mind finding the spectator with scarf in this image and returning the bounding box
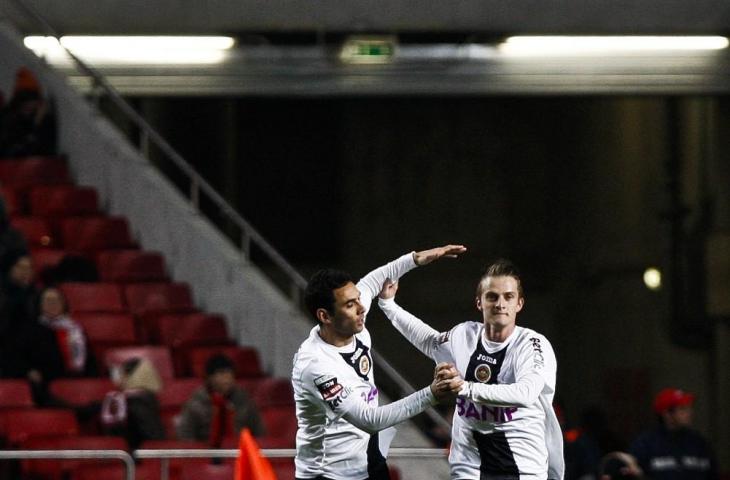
[101,358,166,449]
[177,354,264,446]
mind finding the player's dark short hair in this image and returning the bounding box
[475,258,524,298]
[205,354,235,377]
[304,269,353,321]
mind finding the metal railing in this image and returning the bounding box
[7,0,452,436]
[0,450,135,480]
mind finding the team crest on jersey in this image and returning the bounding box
[359,355,371,376]
[474,363,492,383]
[314,374,343,401]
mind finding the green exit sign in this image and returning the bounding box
[340,36,397,64]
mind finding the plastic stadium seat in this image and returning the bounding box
[21,435,127,480]
[270,459,295,480]
[10,216,54,247]
[31,248,68,276]
[259,405,297,447]
[187,346,264,379]
[124,282,195,316]
[151,313,229,347]
[29,185,99,217]
[138,439,209,479]
[60,282,126,313]
[0,184,23,216]
[180,463,234,480]
[104,346,175,380]
[0,380,34,409]
[252,378,294,407]
[71,463,158,480]
[158,379,202,409]
[74,312,138,345]
[49,378,115,407]
[61,217,135,252]
[97,250,167,283]
[0,156,69,188]
[3,409,79,446]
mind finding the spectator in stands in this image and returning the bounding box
[0,66,56,158]
[598,451,644,479]
[565,406,625,480]
[101,358,166,449]
[177,354,264,446]
[21,287,97,404]
[0,196,27,266]
[629,388,717,480]
[0,250,36,378]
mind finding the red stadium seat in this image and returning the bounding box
[0,184,24,216]
[71,462,158,480]
[180,463,234,480]
[60,282,126,313]
[124,282,195,316]
[0,380,34,409]
[61,217,135,252]
[259,405,297,447]
[104,346,175,380]
[3,409,79,446]
[158,379,202,409]
[29,185,99,217]
[187,346,264,379]
[150,313,229,347]
[252,377,294,407]
[0,156,69,188]
[97,250,167,283]
[74,312,138,345]
[138,439,208,479]
[49,378,115,407]
[31,248,69,275]
[270,459,296,480]
[10,216,54,247]
[21,435,127,480]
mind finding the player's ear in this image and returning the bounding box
[316,308,331,324]
[516,296,524,312]
[475,296,482,311]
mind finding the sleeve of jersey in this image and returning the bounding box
[356,253,417,316]
[459,338,551,408]
[378,297,455,364]
[340,386,436,435]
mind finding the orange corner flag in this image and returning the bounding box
[235,428,278,480]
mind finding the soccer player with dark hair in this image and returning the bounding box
[293,245,466,480]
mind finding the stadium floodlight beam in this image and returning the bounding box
[24,36,236,64]
[498,36,730,56]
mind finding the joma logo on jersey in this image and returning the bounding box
[456,397,517,423]
[349,348,363,364]
[476,354,496,364]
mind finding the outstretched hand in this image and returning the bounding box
[413,245,467,266]
[378,280,398,300]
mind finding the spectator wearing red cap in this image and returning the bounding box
[628,388,717,480]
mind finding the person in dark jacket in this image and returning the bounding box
[0,250,36,378]
[177,354,264,446]
[101,358,166,449]
[629,388,717,480]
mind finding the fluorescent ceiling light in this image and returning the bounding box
[24,36,235,64]
[498,36,729,56]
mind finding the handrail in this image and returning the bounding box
[0,450,135,480]
[8,0,451,438]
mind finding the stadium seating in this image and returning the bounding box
[253,377,294,407]
[20,435,127,480]
[0,380,34,410]
[31,248,69,276]
[158,378,202,438]
[70,462,158,480]
[3,409,79,446]
[123,282,195,317]
[0,184,23,216]
[259,405,297,447]
[104,346,176,380]
[60,217,136,252]
[96,250,167,283]
[60,283,126,313]
[137,439,209,480]
[180,463,234,480]
[10,216,54,247]
[29,185,99,217]
[0,156,69,188]
[187,345,264,379]
[149,312,229,347]
[48,378,115,407]
[74,312,138,346]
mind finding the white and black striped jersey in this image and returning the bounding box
[293,253,437,480]
[380,299,565,480]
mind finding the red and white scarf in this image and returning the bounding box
[39,314,87,373]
